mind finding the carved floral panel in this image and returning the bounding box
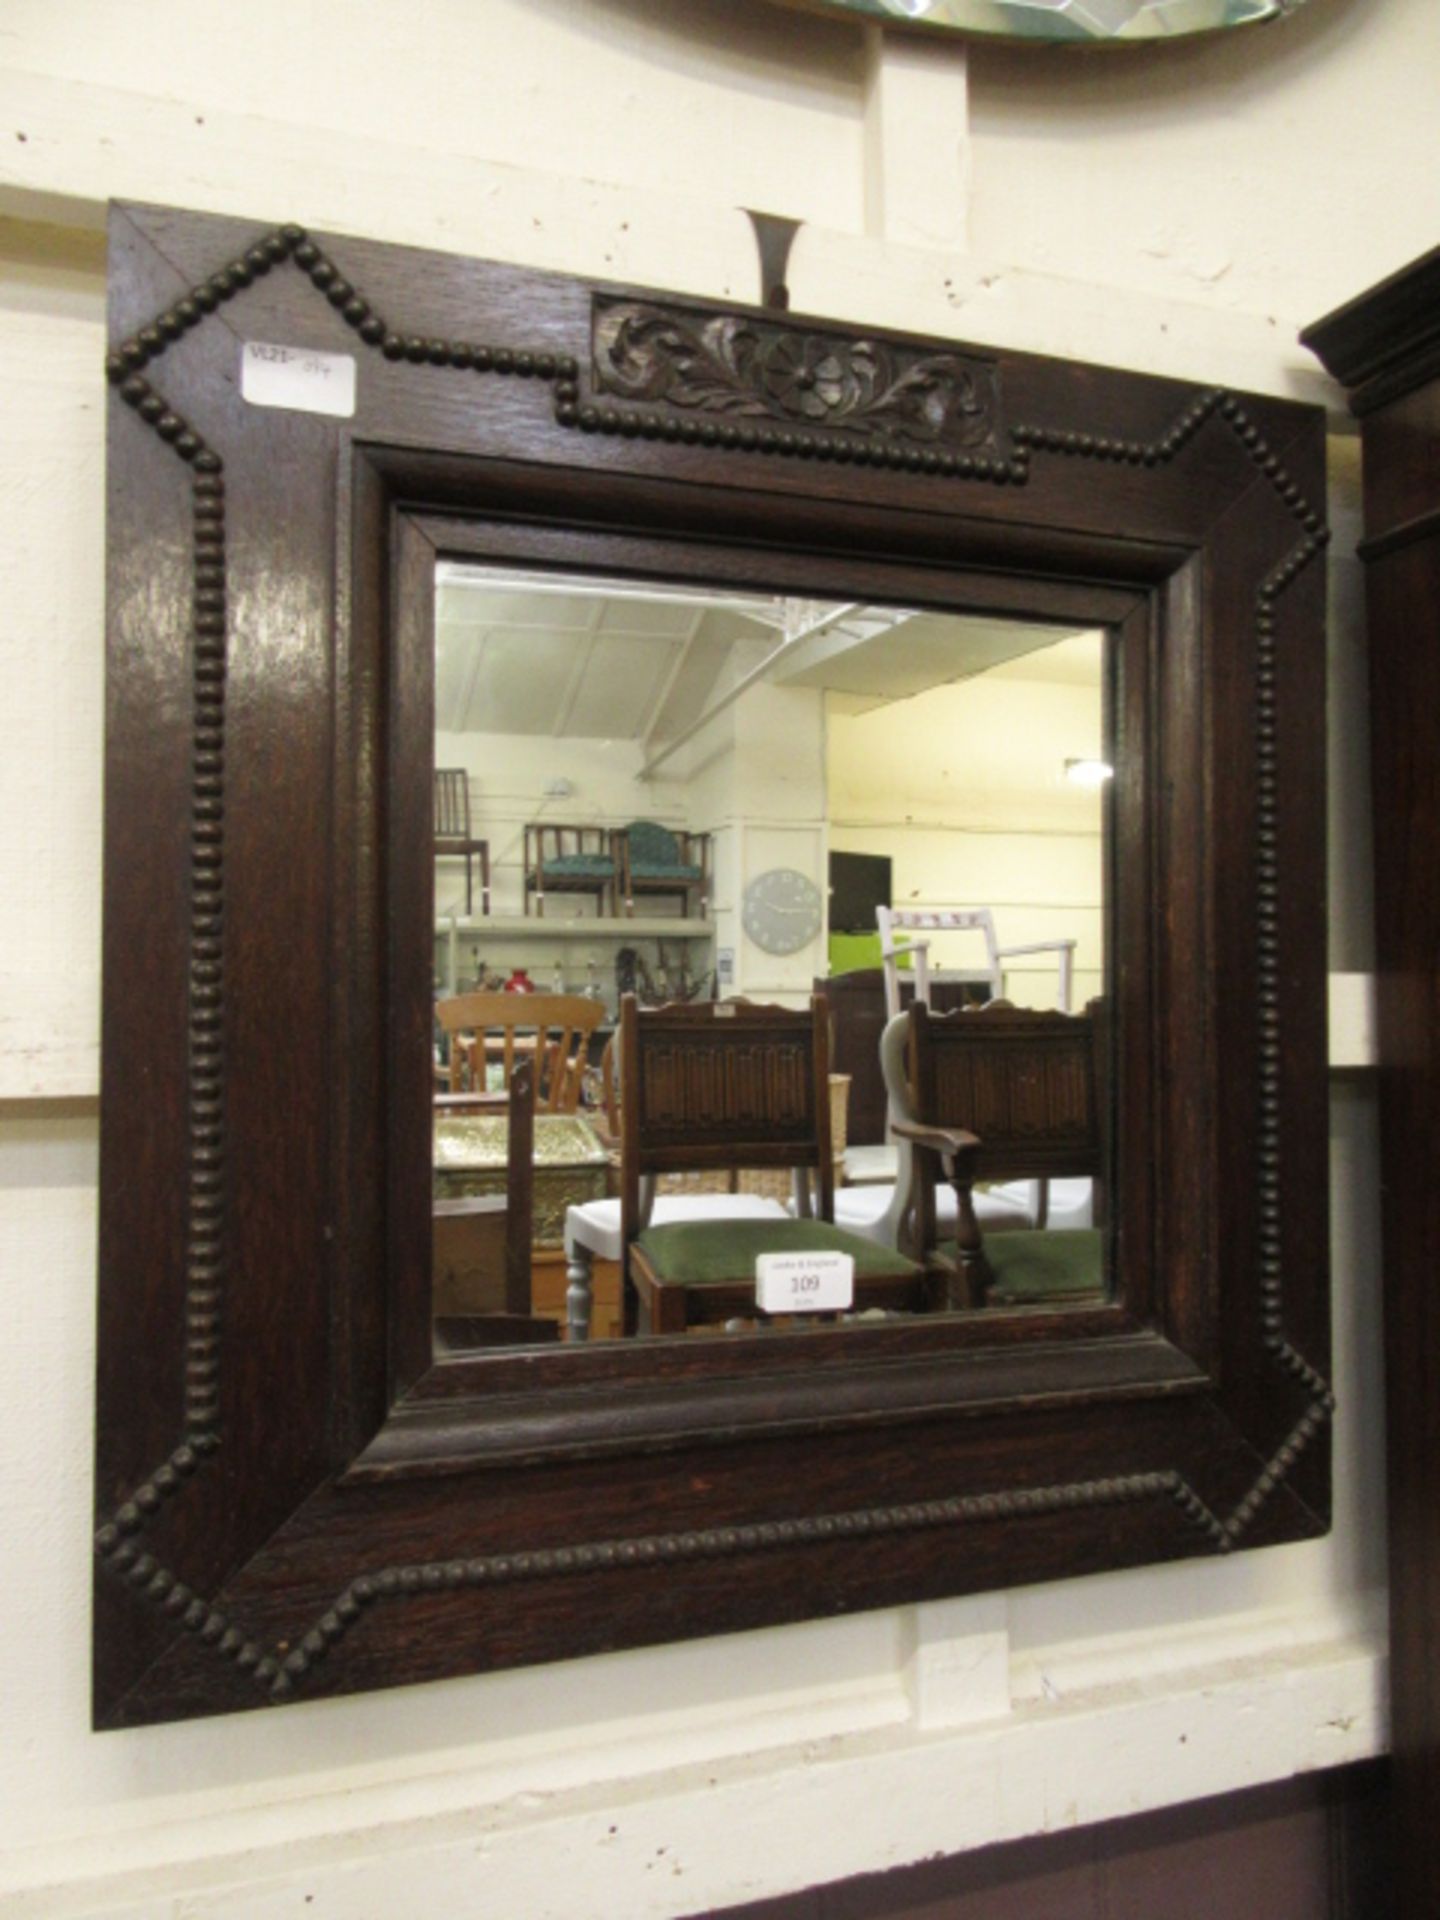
[593,297,1008,456]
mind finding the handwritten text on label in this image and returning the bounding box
[241,341,357,419]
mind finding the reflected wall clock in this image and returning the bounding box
[743,868,826,954]
[761,0,1311,43]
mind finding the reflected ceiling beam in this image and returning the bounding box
[454,625,487,734]
[765,605,919,687]
[774,613,1096,713]
[639,605,707,755]
[638,601,862,782]
[550,598,606,736]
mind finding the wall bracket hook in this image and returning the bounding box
[744,210,802,311]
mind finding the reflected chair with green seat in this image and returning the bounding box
[523,822,619,917]
[896,999,1107,1312]
[617,819,711,919]
[620,993,929,1336]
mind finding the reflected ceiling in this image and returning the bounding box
[434,562,1093,738]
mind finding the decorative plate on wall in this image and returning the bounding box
[763,0,1310,42]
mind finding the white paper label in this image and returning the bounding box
[241,341,356,419]
[755,1250,854,1314]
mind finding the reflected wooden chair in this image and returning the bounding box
[432,1058,558,1349]
[563,1026,790,1342]
[523,823,618,917]
[620,994,928,1336]
[897,1000,1106,1312]
[617,820,711,919]
[435,991,605,1112]
[434,768,490,917]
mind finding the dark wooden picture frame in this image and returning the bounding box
[95,202,1331,1727]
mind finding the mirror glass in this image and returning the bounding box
[431,561,1112,1353]
[762,0,1307,42]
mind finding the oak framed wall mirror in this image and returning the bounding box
[96,203,1331,1727]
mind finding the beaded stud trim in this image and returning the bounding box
[97,223,1332,1703]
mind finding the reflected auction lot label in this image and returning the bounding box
[755,1250,855,1314]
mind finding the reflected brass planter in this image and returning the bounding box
[434,1112,612,1244]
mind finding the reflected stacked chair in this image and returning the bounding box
[523,823,619,917]
[617,819,711,919]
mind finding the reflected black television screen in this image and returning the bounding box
[829,852,892,934]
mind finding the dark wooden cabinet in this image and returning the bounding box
[706,1764,1392,1920]
[1305,254,1440,1919]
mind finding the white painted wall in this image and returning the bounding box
[0,0,1414,1911]
[727,680,830,999]
[829,671,1106,1008]
[669,656,831,1002]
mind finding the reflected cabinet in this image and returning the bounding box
[96,204,1330,1725]
[1305,252,1440,1920]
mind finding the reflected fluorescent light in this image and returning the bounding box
[1064,757,1113,787]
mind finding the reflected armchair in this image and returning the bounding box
[824,1011,1040,1254]
[898,1000,1105,1312]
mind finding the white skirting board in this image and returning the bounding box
[0,1600,1385,1919]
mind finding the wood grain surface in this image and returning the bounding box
[94,202,1330,1726]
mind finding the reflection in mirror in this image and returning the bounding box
[430,562,1111,1355]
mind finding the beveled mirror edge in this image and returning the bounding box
[756,0,1309,46]
[94,201,1330,1726]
